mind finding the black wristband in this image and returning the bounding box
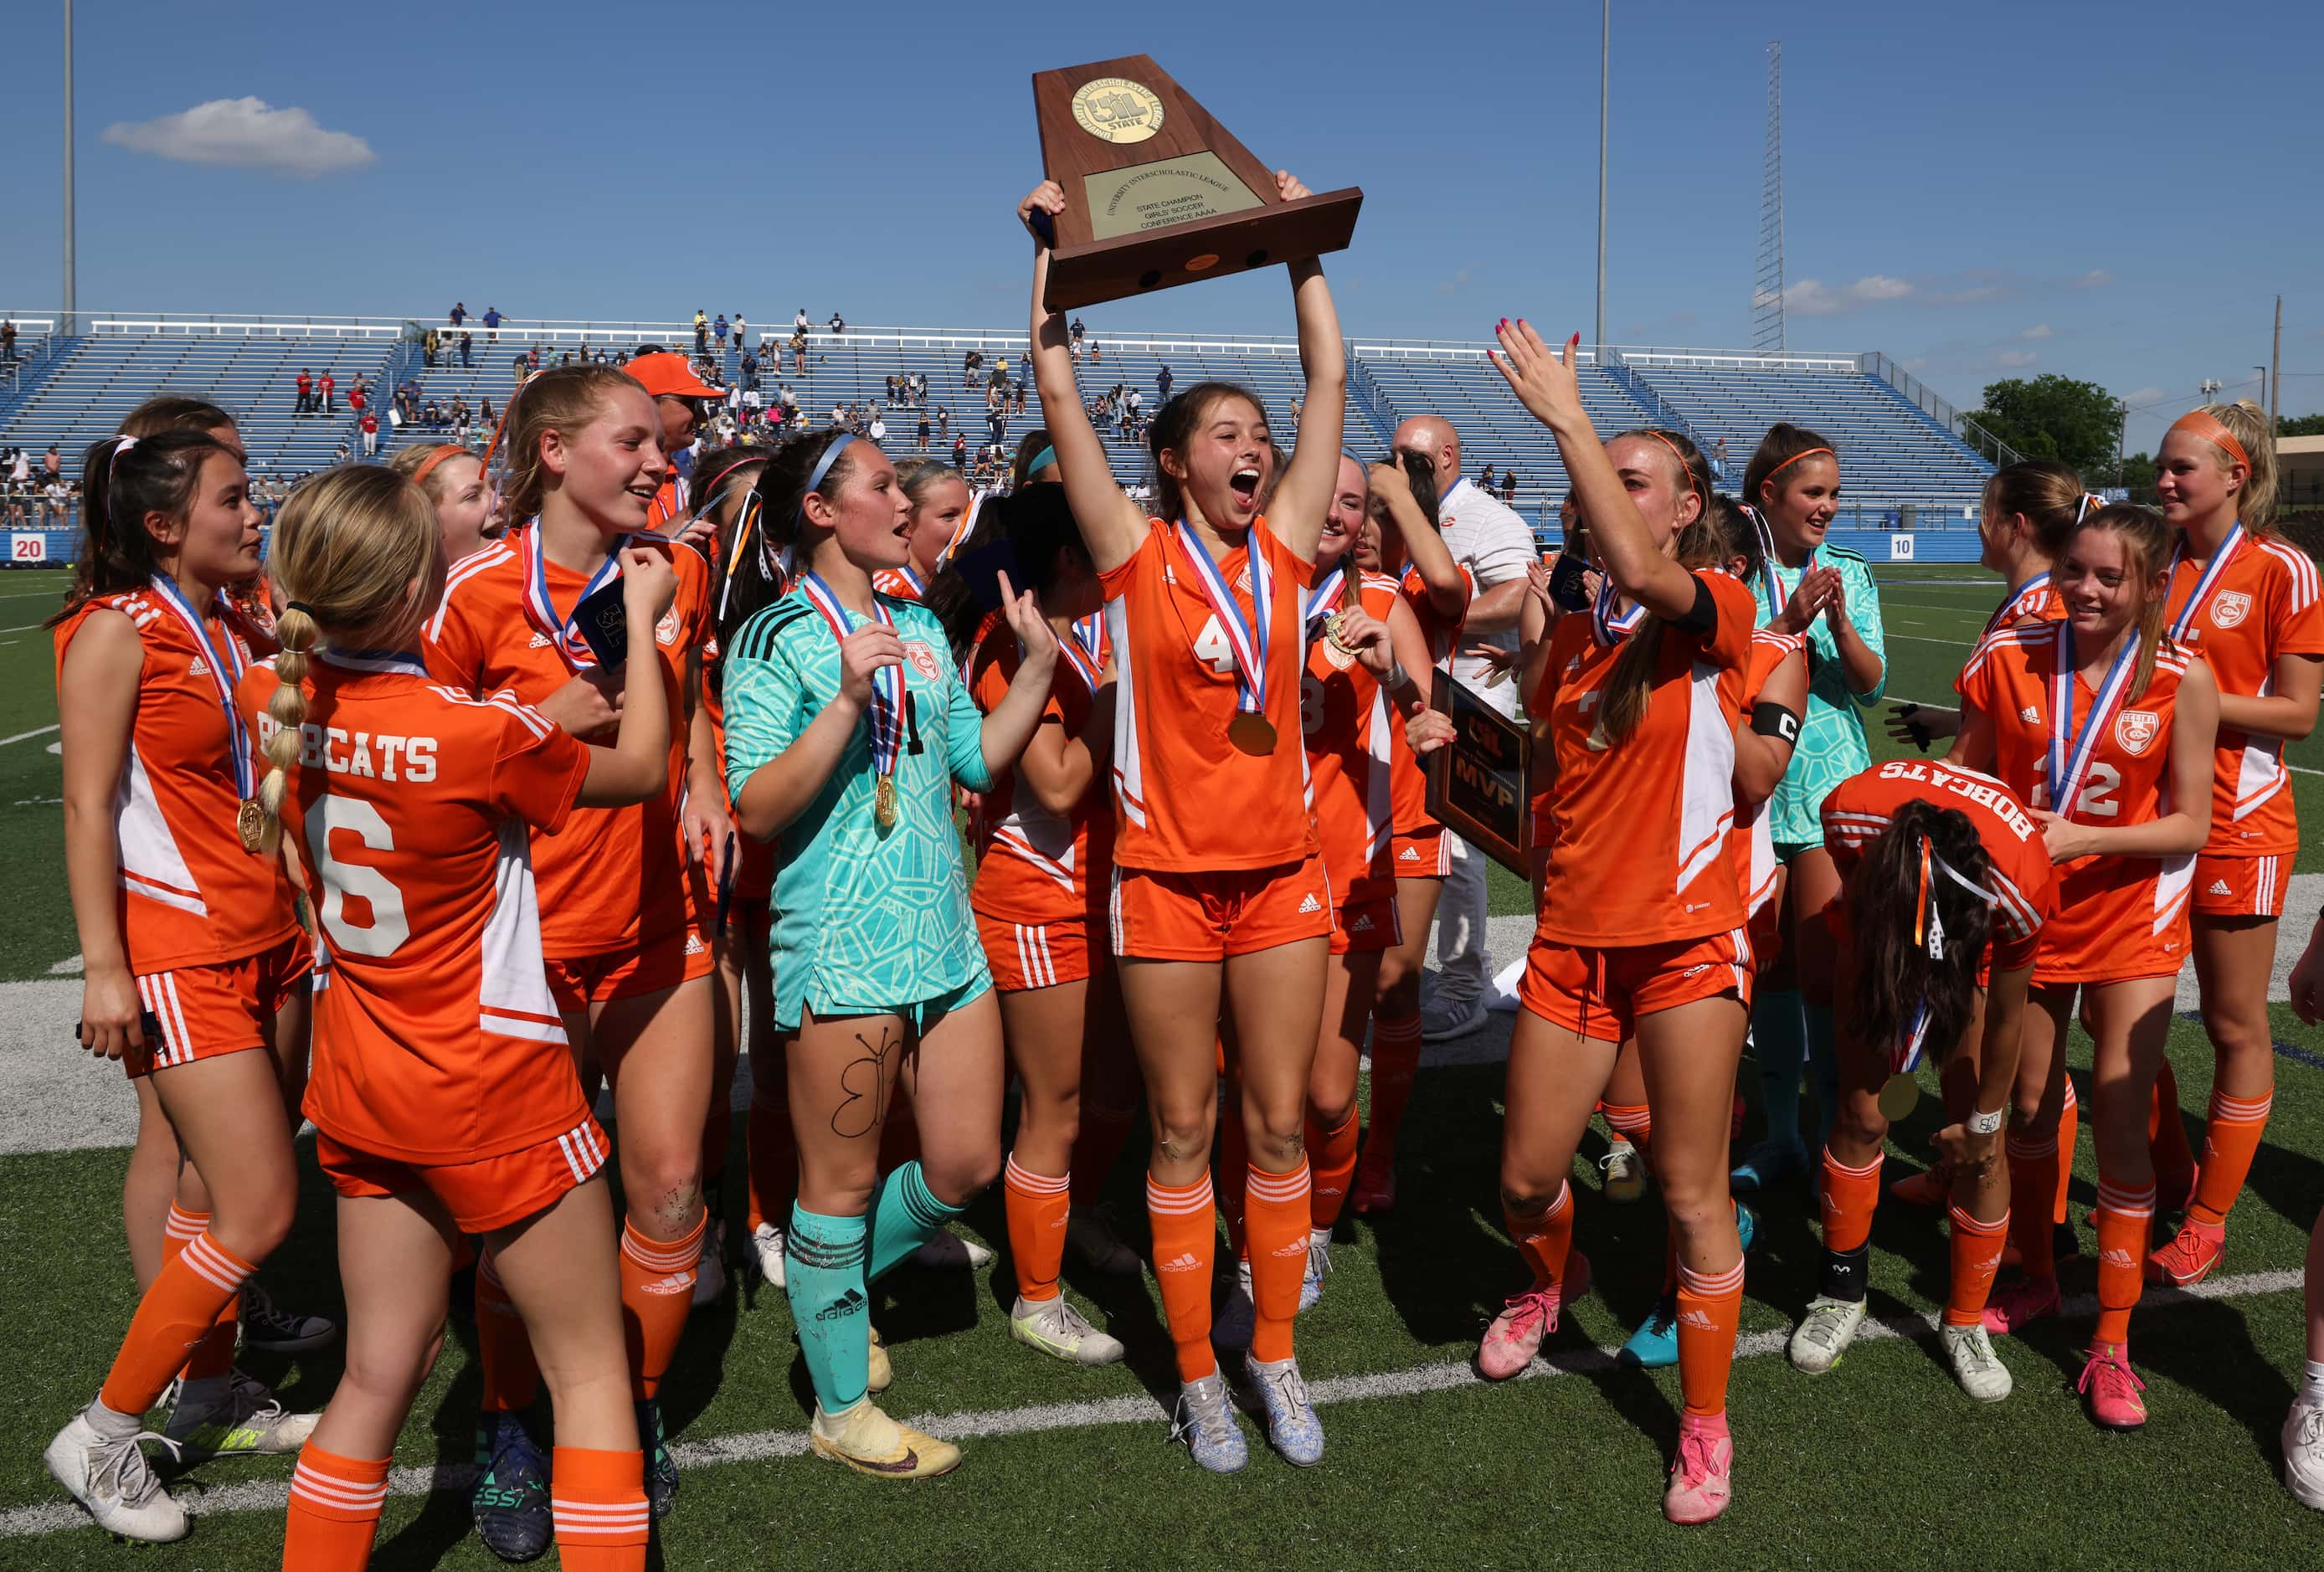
[1751,701,1801,742]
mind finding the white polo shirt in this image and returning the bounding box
[1435,475,1536,717]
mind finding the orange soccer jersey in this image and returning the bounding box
[1102,518,1316,872]
[2162,532,2323,859]
[871,567,927,602]
[239,650,595,1164]
[1984,573,2067,636]
[1821,759,2057,975]
[1388,563,1475,841]
[1731,628,1807,943]
[969,612,1114,927]
[1955,622,2193,983]
[53,588,301,974]
[424,530,712,958]
[1299,570,1401,912]
[1530,573,1757,948]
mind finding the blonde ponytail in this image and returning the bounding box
[258,606,316,855]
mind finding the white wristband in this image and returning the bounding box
[1967,1106,2005,1136]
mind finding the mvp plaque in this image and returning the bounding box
[1424,671,1532,878]
[1032,55,1363,311]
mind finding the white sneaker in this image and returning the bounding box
[1601,1138,1647,1205]
[1065,1203,1143,1276]
[1940,1323,2013,1404]
[1009,1294,1126,1365]
[44,1404,189,1542]
[1788,1295,1867,1374]
[163,1369,317,1459]
[2285,1390,2324,1510]
[1419,994,1488,1044]
[752,1221,787,1289]
[692,1220,728,1308]
[913,1225,994,1271]
[1299,1228,1331,1313]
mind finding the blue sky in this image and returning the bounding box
[1,0,2316,455]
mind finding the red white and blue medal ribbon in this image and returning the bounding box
[148,573,254,802]
[1173,520,1272,720]
[1590,575,1648,648]
[2163,521,2244,641]
[799,573,905,793]
[517,523,629,673]
[2046,620,2137,820]
[1985,571,2052,636]
[888,565,925,598]
[1072,614,1107,667]
[1303,568,1348,640]
[1055,628,1102,694]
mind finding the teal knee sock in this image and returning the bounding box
[866,1160,969,1282]
[784,1205,870,1414]
[1803,1003,1839,1153]
[1751,987,1807,1151]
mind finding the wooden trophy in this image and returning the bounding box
[1031,55,1362,311]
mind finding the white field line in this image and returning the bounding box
[0,1267,2301,1542]
[0,725,58,747]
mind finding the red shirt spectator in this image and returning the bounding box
[348,385,367,414]
[297,372,312,397]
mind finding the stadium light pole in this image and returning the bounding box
[1594,0,1608,360]
[61,0,75,337]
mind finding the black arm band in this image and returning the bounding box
[1669,575,1717,635]
[1751,702,1802,742]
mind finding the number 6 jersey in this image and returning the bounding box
[237,651,592,1164]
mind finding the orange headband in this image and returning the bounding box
[1761,446,1836,492]
[2169,410,2251,472]
[410,444,468,492]
[1640,430,1700,501]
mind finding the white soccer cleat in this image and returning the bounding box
[164,1369,317,1459]
[1787,1296,1867,1374]
[1601,1138,1647,1204]
[1940,1323,2013,1404]
[1299,1228,1331,1313]
[752,1221,788,1289]
[2285,1391,2324,1510]
[1009,1295,1126,1366]
[44,1404,189,1543]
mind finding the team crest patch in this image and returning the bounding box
[1322,634,1358,671]
[2116,709,2160,756]
[656,608,682,645]
[2210,590,2253,629]
[904,640,944,681]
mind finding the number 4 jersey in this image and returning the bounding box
[237,651,594,1164]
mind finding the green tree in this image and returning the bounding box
[2279,413,2324,437]
[2120,451,2158,506]
[1960,375,2124,480]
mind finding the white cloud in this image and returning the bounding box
[1900,357,1930,373]
[2126,387,2165,404]
[1781,275,1915,316]
[1434,265,1474,297]
[102,97,374,177]
[2021,324,2053,340]
[1995,349,2039,368]
[2072,270,2113,290]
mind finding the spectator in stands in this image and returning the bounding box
[740,346,760,392]
[936,405,949,438]
[1070,316,1086,349]
[43,444,62,484]
[1156,362,1174,402]
[987,407,1007,446]
[450,301,466,326]
[2,318,16,361]
[11,448,31,491]
[795,306,811,332]
[1389,413,1537,1040]
[953,432,969,469]
[694,310,711,355]
[347,381,367,418]
[319,371,337,414]
[1478,462,1497,491]
[790,326,809,375]
[964,347,984,388]
[714,313,729,349]
[1712,435,1729,479]
[916,408,932,453]
[830,400,846,428]
[478,395,496,429]
[360,409,379,458]
[828,311,846,335]
[334,439,352,464]
[459,329,473,368]
[1499,469,1517,504]
[482,305,501,341]
[42,475,68,526]
[295,368,313,416]
[869,412,888,444]
[424,328,441,367]
[733,311,747,348]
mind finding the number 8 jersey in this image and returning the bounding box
[237,652,593,1164]
[1955,621,2197,985]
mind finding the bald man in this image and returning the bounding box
[1390,414,1536,1041]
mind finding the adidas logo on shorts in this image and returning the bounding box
[1297,893,1321,913]
[1352,914,1373,932]
[684,932,708,956]
[2207,879,2233,896]
[1399,845,1421,861]
[1158,1251,1203,1273]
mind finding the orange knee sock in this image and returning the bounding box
[1602,1102,1652,1155]
[2091,1175,2154,1349]
[1245,1163,1312,1364]
[1002,1154,1071,1304]
[283,1444,390,1570]
[1946,1205,2010,1326]
[1818,1148,1884,1255]
[2149,1059,2195,1188]
[2054,1079,2079,1226]
[2005,1131,2061,1282]
[1306,1109,1360,1230]
[2189,1088,2273,1227]
[1067,1105,1137,1206]
[1362,1015,1423,1166]
[744,1097,795,1235]
[1504,1180,1576,1292]
[620,1215,704,1402]
[1674,1255,1745,1417]
[164,1204,237,1382]
[100,1227,255,1415]
[549,1446,649,1570]
[475,1257,541,1415]
[1146,1174,1218,1382]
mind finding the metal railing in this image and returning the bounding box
[1857,351,2018,468]
[1343,353,1399,447]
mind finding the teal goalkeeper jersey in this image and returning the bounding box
[722,588,995,1027]
[1750,545,1888,846]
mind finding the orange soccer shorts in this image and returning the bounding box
[316,1116,611,1234]
[977,911,1098,992]
[1330,885,1401,957]
[1518,928,1751,1043]
[1391,827,1452,880]
[2191,852,2287,919]
[543,924,715,1012]
[1110,857,1334,962]
[127,933,312,1079]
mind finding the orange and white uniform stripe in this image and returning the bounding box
[1300,569,1404,953]
[1956,623,2195,984]
[1389,562,1474,877]
[2163,531,2323,916]
[872,566,926,602]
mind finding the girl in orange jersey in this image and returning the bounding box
[1951,503,2219,1430]
[45,429,315,1543]
[1485,323,1756,1524]
[249,466,677,1572]
[388,442,498,564]
[956,483,1146,1364]
[1350,450,1470,1215]
[424,366,710,1536]
[872,458,971,601]
[1782,763,2057,1404]
[2144,403,2322,1287]
[1021,174,1347,1471]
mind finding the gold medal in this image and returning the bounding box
[236,799,265,854]
[1877,1071,1920,1122]
[1484,664,1513,689]
[874,773,897,830]
[1322,611,1354,655]
[1227,712,1277,755]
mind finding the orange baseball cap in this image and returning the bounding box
[628,352,722,400]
